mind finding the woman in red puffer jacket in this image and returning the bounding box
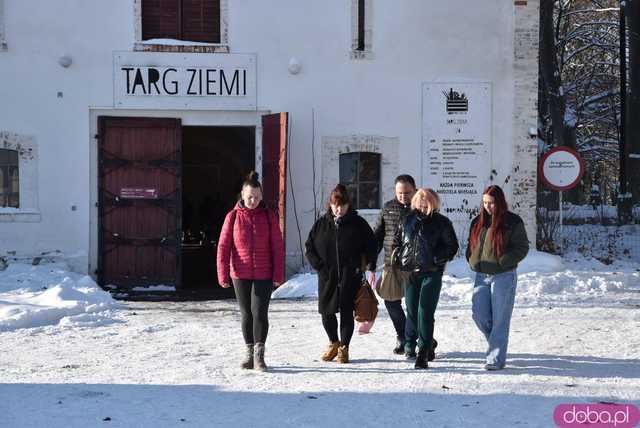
[216,171,284,372]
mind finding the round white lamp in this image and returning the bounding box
[288,57,302,75]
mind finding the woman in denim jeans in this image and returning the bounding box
[466,185,529,370]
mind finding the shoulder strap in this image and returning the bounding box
[229,209,238,239]
[264,209,272,245]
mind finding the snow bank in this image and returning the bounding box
[274,250,638,305]
[446,250,563,279]
[515,250,565,274]
[0,263,122,331]
[140,38,219,46]
[276,250,565,299]
[558,203,640,220]
[272,273,317,299]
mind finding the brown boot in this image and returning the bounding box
[321,342,340,361]
[241,344,254,369]
[337,345,349,364]
[254,343,267,372]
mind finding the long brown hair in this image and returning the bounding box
[469,185,508,257]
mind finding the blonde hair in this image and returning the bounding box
[411,188,440,215]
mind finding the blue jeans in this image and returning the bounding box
[471,270,518,367]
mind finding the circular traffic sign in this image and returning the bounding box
[539,147,585,191]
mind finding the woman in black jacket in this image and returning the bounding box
[392,188,459,369]
[305,184,377,364]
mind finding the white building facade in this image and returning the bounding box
[0,0,540,290]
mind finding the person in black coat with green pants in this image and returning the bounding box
[393,188,459,369]
[305,184,377,364]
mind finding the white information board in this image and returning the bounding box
[421,82,492,241]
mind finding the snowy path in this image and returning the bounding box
[2,297,639,427]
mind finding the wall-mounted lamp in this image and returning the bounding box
[288,57,302,75]
[528,127,537,138]
[58,55,73,68]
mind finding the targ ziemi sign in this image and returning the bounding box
[113,52,257,110]
[422,82,492,239]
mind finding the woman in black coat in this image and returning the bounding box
[305,184,377,364]
[392,188,459,369]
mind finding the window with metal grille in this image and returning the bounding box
[0,149,19,208]
[356,0,365,51]
[142,0,221,43]
[339,152,380,209]
[351,0,371,58]
[0,0,6,51]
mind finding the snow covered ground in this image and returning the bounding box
[554,203,640,221]
[561,224,640,264]
[0,263,122,332]
[1,254,639,427]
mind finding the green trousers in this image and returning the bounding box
[404,272,443,350]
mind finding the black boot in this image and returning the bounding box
[405,343,417,360]
[241,344,254,369]
[393,337,405,355]
[254,342,267,372]
[414,348,428,369]
[428,338,438,362]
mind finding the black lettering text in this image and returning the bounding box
[220,70,239,95]
[122,67,134,94]
[147,68,161,94]
[242,69,246,95]
[186,69,198,95]
[162,68,178,95]
[206,69,217,95]
[132,69,146,95]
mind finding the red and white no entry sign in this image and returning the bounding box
[539,147,585,191]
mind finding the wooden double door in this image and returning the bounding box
[97,114,288,291]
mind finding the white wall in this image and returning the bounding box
[0,0,535,275]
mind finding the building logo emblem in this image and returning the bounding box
[443,88,469,114]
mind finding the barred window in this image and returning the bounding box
[351,0,372,58]
[339,152,380,209]
[142,0,221,43]
[356,0,365,51]
[0,149,19,208]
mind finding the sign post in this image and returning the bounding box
[559,190,563,252]
[539,147,585,253]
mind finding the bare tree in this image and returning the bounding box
[539,0,623,206]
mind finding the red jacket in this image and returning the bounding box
[217,201,285,285]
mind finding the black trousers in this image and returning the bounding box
[232,279,273,345]
[321,310,355,347]
[384,299,408,341]
[321,282,356,347]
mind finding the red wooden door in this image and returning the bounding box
[98,117,182,288]
[261,113,288,274]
